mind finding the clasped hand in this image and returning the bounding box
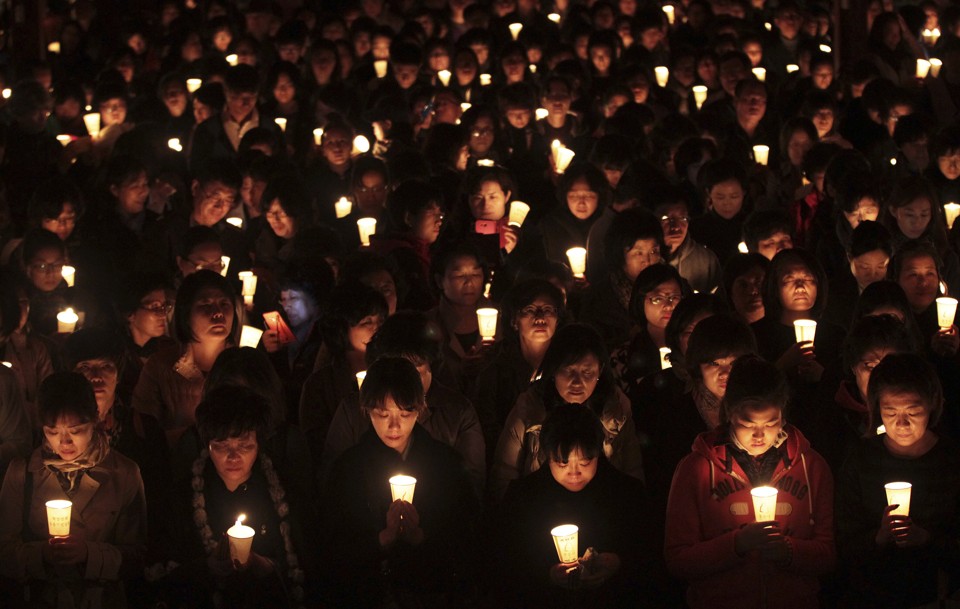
[207,533,274,578]
[876,505,930,548]
[379,499,424,547]
[549,551,621,589]
[43,534,88,566]
[736,521,791,564]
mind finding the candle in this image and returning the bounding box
[653,66,669,88]
[357,217,377,246]
[226,53,239,66]
[764,21,773,31]
[459,103,472,115]
[890,157,897,166]
[876,424,886,435]
[793,319,817,344]
[45,500,72,537]
[57,308,79,334]
[274,117,287,132]
[548,12,561,24]
[753,145,770,166]
[335,197,352,219]
[884,482,912,516]
[930,58,943,77]
[529,64,537,74]
[83,113,100,138]
[535,107,549,121]
[916,58,931,79]
[56,134,72,147]
[238,271,258,298]
[476,159,495,167]
[566,247,587,278]
[936,297,958,329]
[944,203,960,229]
[186,78,202,93]
[659,347,672,369]
[738,241,749,253]
[352,135,370,155]
[550,524,579,564]
[374,60,388,79]
[508,201,531,227]
[480,73,492,87]
[752,67,766,82]
[167,138,183,152]
[313,127,324,146]
[220,256,231,277]
[226,217,243,229]
[239,325,263,348]
[819,44,832,54]
[922,28,941,46]
[2,88,10,99]
[787,63,800,73]
[389,475,417,503]
[692,85,708,110]
[437,69,451,87]
[554,146,576,174]
[509,23,523,40]
[476,308,499,343]
[942,281,949,295]
[662,5,676,24]
[356,371,366,390]
[751,486,778,521]
[227,515,256,564]
[1,361,11,368]
[48,42,61,54]
[61,265,75,287]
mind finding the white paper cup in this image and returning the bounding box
[477,308,499,342]
[662,5,675,24]
[186,78,202,93]
[357,217,377,246]
[751,486,778,521]
[885,482,912,516]
[56,134,72,147]
[335,197,352,219]
[566,247,587,278]
[238,271,258,297]
[937,297,957,329]
[692,85,708,110]
[752,67,766,82]
[437,69,451,87]
[787,64,800,73]
[930,58,943,77]
[554,147,576,174]
[226,217,243,229]
[227,520,255,564]
[313,127,324,146]
[274,117,287,132]
[220,256,231,277]
[352,135,370,155]
[753,144,770,166]
[659,347,672,370]
[508,201,530,227]
[61,265,76,287]
[46,500,72,537]
[550,524,579,564]
[83,113,100,138]
[57,308,79,334]
[226,54,238,66]
[944,203,960,229]
[480,73,492,87]
[356,371,366,390]
[508,23,523,40]
[374,60,388,79]
[655,66,669,87]
[917,59,931,78]
[535,108,549,121]
[239,325,264,348]
[389,475,417,503]
[793,319,817,344]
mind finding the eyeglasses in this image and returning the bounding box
[519,305,558,318]
[139,302,173,315]
[357,185,388,194]
[30,262,64,275]
[48,215,77,226]
[471,128,494,137]
[265,210,289,221]
[188,258,225,273]
[660,215,690,226]
[647,294,681,306]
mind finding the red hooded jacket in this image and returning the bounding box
[664,425,836,609]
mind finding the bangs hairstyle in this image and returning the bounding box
[685,313,757,380]
[196,385,271,445]
[842,314,917,373]
[365,310,443,371]
[720,355,790,425]
[603,207,664,274]
[664,293,725,367]
[359,356,427,416]
[628,264,687,323]
[762,248,828,321]
[541,405,606,464]
[320,282,389,358]
[503,278,566,341]
[719,253,768,310]
[867,352,943,429]
[538,323,614,413]
[173,270,241,346]
[39,372,98,428]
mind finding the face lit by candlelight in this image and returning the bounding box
[549,447,598,492]
[554,354,601,405]
[370,394,418,454]
[74,358,119,419]
[43,415,94,462]
[879,390,933,454]
[209,431,258,491]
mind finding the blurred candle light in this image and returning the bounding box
[566,247,587,278]
[738,241,749,253]
[357,217,377,246]
[930,58,943,77]
[226,217,243,229]
[374,60,388,79]
[226,54,239,66]
[186,78,202,93]
[548,13,561,24]
[663,5,676,24]
[220,256,230,277]
[477,308,499,343]
[47,42,61,54]
[335,197,352,219]
[356,371,366,390]
[274,117,287,132]
[437,69,451,87]
[2,89,11,99]
[57,308,79,334]
[167,138,183,152]
[655,66,669,87]
[352,135,370,155]
[819,44,832,53]
[313,127,324,146]
[917,58,931,78]
[944,203,960,229]
[83,113,101,138]
[787,63,800,73]
[535,107,549,120]
[692,85,708,110]
[509,23,523,40]
[752,67,766,82]
[57,134,72,147]
[793,319,817,344]
[61,265,75,287]
[554,146,575,174]
[239,325,263,347]
[753,145,770,166]
[480,73,492,86]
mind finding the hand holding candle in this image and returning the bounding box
[357,217,377,246]
[937,297,958,329]
[508,201,531,227]
[227,514,255,564]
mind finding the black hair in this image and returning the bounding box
[892,239,942,285]
[104,154,148,189]
[365,310,443,371]
[590,134,635,171]
[664,293,725,367]
[39,372,98,428]
[541,405,606,463]
[867,352,943,429]
[498,82,537,112]
[224,64,260,94]
[384,179,442,234]
[261,172,311,222]
[176,226,221,260]
[628,264,686,323]
[762,248,828,321]
[842,314,917,373]
[742,210,793,252]
[848,220,893,259]
[358,356,427,416]
[320,282,388,358]
[538,323,615,415]
[196,384,271,445]
[276,259,335,310]
[172,270,240,345]
[204,347,285,430]
[719,253,769,312]
[697,157,747,195]
[931,125,960,159]
[194,157,242,192]
[27,177,84,227]
[194,81,226,110]
[558,163,612,215]
[685,313,758,380]
[432,242,488,289]
[22,229,66,265]
[63,328,125,372]
[502,279,566,343]
[893,113,929,148]
[720,355,790,424]
[603,207,664,275]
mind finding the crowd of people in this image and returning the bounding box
[0,0,959,607]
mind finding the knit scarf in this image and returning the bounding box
[612,271,633,312]
[692,381,722,429]
[43,430,110,495]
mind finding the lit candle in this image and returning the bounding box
[83,113,100,138]
[659,347,672,369]
[930,58,942,77]
[692,85,708,110]
[389,475,417,502]
[437,69,451,87]
[550,524,579,564]
[45,500,72,537]
[0,361,11,368]
[167,138,183,152]
[227,514,256,564]
[313,127,324,146]
[922,28,941,46]
[535,108,549,121]
[508,201,531,227]
[476,159,495,167]
[916,58,931,79]
[529,64,537,74]
[793,319,817,344]
[460,102,472,113]
[274,117,287,132]
[220,256,230,277]
[352,135,370,155]
[786,63,800,73]
[752,67,766,82]
[509,23,523,40]
[476,308,499,343]
[752,144,770,166]
[751,486,778,521]
[738,241,749,253]
[239,325,263,347]
[47,41,61,54]
[357,217,377,246]
[936,297,957,329]
[480,74,492,87]
[335,197,352,219]
[186,78,202,93]
[61,265,75,287]
[876,425,886,435]
[374,60,388,79]
[884,482,911,516]
[654,66,670,88]
[819,44,832,54]
[2,88,11,99]
[226,217,243,229]
[554,146,576,174]
[57,308,79,334]
[662,5,676,24]
[226,53,239,66]
[56,134,72,147]
[548,12,561,24]
[356,371,366,390]
[238,271,258,298]
[945,203,960,229]
[890,157,897,166]
[764,21,773,31]
[942,281,949,295]
[566,247,587,278]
